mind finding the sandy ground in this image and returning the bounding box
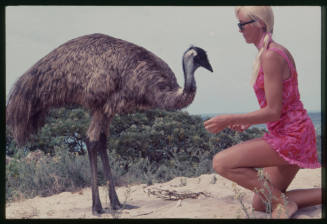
[6,168,322,219]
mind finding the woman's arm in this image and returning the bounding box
[204,50,285,134]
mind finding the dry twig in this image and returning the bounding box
[146,187,211,201]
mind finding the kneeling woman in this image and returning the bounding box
[204,6,321,219]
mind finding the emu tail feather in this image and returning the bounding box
[6,75,49,146]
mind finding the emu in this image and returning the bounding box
[6,33,213,214]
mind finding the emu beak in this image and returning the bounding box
[201,60,213,73]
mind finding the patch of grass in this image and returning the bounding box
[232,168,289,219]
[6,148,91,201]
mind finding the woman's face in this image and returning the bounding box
[237,9,263,45]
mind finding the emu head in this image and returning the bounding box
[183,46,213,74]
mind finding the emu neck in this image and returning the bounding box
[182,57,196,93]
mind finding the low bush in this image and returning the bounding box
[6,108,267,201]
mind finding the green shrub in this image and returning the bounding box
[6,108,266,201]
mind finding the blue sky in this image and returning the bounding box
[6,6,321,114]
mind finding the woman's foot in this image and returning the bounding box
[272,200,298,219]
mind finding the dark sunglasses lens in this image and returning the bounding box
[238,20,255,31]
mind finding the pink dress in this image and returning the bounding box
[254,47,320,169]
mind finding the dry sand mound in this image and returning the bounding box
[6,168,321,219]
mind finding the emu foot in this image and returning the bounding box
[92,202,104,215]
[110,198,122,210]
[92,208,104,215]
[109,186,122,210]
[92,209,105,216]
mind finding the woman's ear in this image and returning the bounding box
[257,19,267,31]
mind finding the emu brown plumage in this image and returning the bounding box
[6,33,213,214]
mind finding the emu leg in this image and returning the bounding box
[86,139,103,214]
[98,133,122,210]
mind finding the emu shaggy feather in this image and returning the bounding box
[7,33,196,145]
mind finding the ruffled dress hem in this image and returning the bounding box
[263,135,321,169]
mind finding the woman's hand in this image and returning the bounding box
[228,124,251,132]
[204,115,232,134]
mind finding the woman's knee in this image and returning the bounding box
[212,152,230,176]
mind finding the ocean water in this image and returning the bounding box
[308,112,322,135]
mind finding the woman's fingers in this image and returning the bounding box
[228,124,251,132]
[206,116,251,134]
[205,124,221,134]
[204,116,228,134]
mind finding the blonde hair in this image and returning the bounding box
[235,6,274,85]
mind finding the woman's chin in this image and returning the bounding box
[244,38,251,43]
[242,35,251,43]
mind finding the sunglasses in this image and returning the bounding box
[238,19,256,31]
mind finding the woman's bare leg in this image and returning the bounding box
[252,165,299,211]
[212,138,298,218]
[253,167,321,212]
[285,188,321,209]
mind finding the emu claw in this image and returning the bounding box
[92,209,105,216]
[111,202,122,210]
[92,205,105,215]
